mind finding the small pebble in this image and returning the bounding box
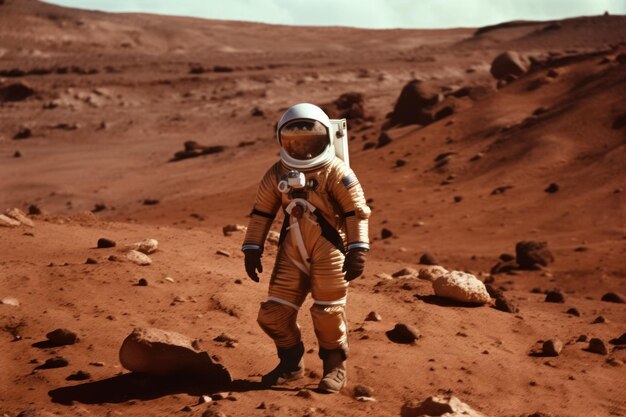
[137,278,148,286]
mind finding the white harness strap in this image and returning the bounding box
[266,296,300,311]
[285,198,318,276]
[313,296,348,306]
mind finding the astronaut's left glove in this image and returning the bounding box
[342,248,367,282]
[244,249,263,283]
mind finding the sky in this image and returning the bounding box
[43,0,626,29]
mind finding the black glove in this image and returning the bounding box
[342,248,367,281]
[244,249,263,282]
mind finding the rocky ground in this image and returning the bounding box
[1,1,625,416]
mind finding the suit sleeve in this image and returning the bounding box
[329,163,371,251]
[242,164,282,252]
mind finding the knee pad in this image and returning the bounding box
[257,300,301,348]
[310,303,348,352]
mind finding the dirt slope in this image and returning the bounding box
[1,1,625,416]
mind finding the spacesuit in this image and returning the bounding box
[242,103,370,393]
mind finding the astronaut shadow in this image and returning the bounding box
[48,373,268,406]
[415,294,485,308]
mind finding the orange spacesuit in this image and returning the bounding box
[242,103,370,393]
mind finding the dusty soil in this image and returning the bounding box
[1,1,625,416]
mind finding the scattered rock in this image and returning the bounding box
[5,208,34,227]
[494,295,518,313]
[296,389,313,398]
[386,323,420,344]
[251,107,264,117]
[171,141,226,162]
[490,51,530,80]
[381,228,393,239]
[28,205,42,215]
[119,327,232,381]
[85,258,98,265]
[592,315,606,324]
[601,292,624,303]
[126,250,152,266]
[365,311,382,321]
[129,238,158,254]
[66,370,91,381]
[606,357,624,367]
[97,238,116,248]
[485,284,504,299]
[418,266,448,282]
[544,183,559,193]
[516,241,554,270]
[201,409,227,417]
[0,82,36,102]
[432,271,491,304]
[37,356,69,369]
[46,328,78,346]
[377,131,392,148]
[13,127,32,140]
[0,214,21,227]
[608,333,626,346]
[453,195,463,203]
[1,297,20,307]
[216,250,231,257]
[353,384,374,398]
[542,339,563,357]
[419,252,438,265]
[137,278,148,286]
[395,159,407,168]
[587,338,608,355]
[387,79,441,127]
[143,198,160,206]
[545,290,565,303]
[392,267,418,278]
[213,333,238,344]
[222,224,246,236]
[577,335,588,343]
[401,395,486,417]
[14,150,22,158]
[566,307,581,316]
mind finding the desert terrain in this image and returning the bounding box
[0,1,625,416]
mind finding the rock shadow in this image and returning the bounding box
[49,373,266,406]
[415,294,484,308]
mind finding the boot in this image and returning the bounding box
[261,341,305,386]
[318,349,347,393]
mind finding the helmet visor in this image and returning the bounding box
[279,120,329,160]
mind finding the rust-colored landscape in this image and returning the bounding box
[1,1,625,416]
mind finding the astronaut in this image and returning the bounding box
[242,103,370,393]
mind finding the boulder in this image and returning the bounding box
[0,82,36,103]
[46,328,79,346]
[388,80,441,127]
[222,224,246,236]
[542,339,563,356]
[323,92,366,121]
[587,338,608,355]
[432,271,491,304]
[0,214,21,227]
[515,241,554,270]
[419,252,439,265]
[126,250,152,266]
[601,292,624,303]
[119,327,231,382]
[386,323,420,344]
[490,51,530,80]
[401,395,487,417]
[4,208,34,227]
[97,238,116,248]
[129,238,158,254]
[418,266,448,282]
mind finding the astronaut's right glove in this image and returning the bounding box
[244,249,263,282]
[342,248,367,282]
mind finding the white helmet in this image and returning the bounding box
[277,103,335,170]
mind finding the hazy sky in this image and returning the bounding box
[44,0,625,29]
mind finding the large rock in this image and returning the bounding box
[388,80,441,127]
[323,92,366,121]
[432,271,491,304]
[515,241,554,270]
[129,238,158,254]
[3,208,34,227]
[126,250,152,266]
[0,214,21,227]
[401,395,487,417]
[119,327,231,382]
[418,266,448,282]
[490,51,530,80]
[0,82,36,103]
